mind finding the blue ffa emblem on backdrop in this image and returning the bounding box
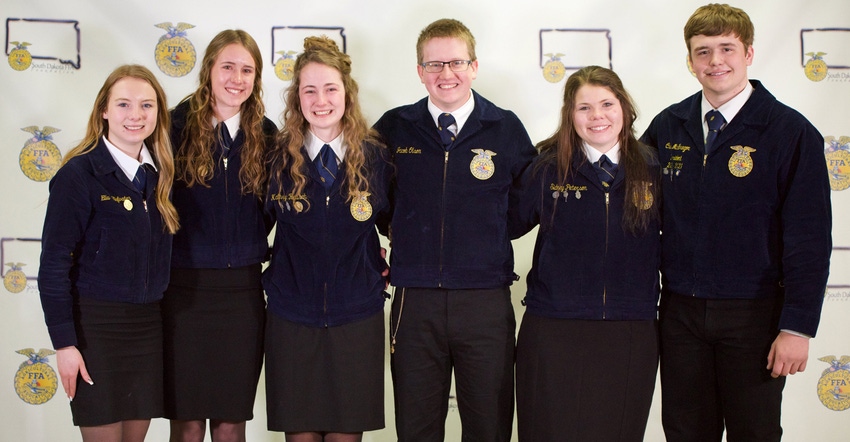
[274,50,298,81]
[14,348,59,405]
[20,126,62,182]
[817,355,850,411]
[3,262,27,293]
[804,52,828,82]
[825,136,850,191]
[154,22,197,77]
[7,41,33,71]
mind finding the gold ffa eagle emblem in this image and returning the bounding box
[14,348,59,405]
[154,22,197,77]
[3,262,27,293]
[274,50,298,81]
[20,126,62,182]
[817,355,850,411]
[728,145,756,177]
[8,41,33,71]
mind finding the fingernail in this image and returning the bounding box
[86,380,94,385]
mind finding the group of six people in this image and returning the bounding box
[38,3,831,442]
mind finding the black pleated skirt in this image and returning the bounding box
[162,265,265,421]
[265,310,385,433]
[71,296,163,426]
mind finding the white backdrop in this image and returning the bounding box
[2,0,848,440]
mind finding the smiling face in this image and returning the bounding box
[688,33,753,108]
[102,76,158,159]
[210,43,256,121]
[299,62,345,142]
[417,37,478,112]
[572,84,623,153]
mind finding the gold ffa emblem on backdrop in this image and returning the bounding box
[804,52,828,82]
[274,50,298,81]
[542,53,566,83]
[825,136,850,191]
[14,348,58,405]
[8,41,33,71]
[20,126,62,182]
[3,262,27,293]
[350,191,373,222]
[469,149,496,180]
[154,22,197,77]
[817,355,850,411]
[728,145,756,177]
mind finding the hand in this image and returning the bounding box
[56,346,93,400]
[766,331,809,378]
[380,247,390,289]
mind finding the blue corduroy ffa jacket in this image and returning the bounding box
[263,143,392,328]
[640,80,832,336]
[169,100,278,269]
[512,152,661,321]
[38,140,172,349]
[373,91,536,289]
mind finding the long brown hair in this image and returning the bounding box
[62,64,179,234]
[273,35,382,205]
[175,29,268,197]
[537,65,658,234]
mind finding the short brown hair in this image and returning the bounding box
[684,3,754,52]
[416,19,476,64]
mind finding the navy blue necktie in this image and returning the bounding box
[219,123,233,149]
[594,154,618,188]
[437,113,456,148]
[133,165,147,196]
[317,144,338,189]
[704,110,725,154]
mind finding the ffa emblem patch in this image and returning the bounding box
[350,192,373,222]
[20,126,62,182]
[8,41,33,71]
[14,348,58,405]
[3,262,27,293]
[633,182,654,210]
[728,145,756,178]
[542,53,566,83]
[154,22,197,77]
[804,52,828,82]
[825,136,850,191]
[274,50,298,81]
[469,149,496,180]
[817,355,850,411]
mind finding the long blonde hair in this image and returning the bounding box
[273,35,382,204]
[62,64,179,234]
[175,29,269,197]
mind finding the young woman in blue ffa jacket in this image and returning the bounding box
[162,30,277,442]
[263,36,391,442]
[512,66,661,441]
[38,64,180,442]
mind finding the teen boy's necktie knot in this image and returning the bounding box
[437,113,456,148]
[317,144,338,189]
[704,110,726,154]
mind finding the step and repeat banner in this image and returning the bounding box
[2,0,848,440]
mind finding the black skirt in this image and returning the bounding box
[71,296,163,426]
[515,313,659,441]
[265,310,385,433]
[162,265,265,421]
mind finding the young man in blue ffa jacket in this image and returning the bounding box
[640,4,832,441]
[374,18,536,442]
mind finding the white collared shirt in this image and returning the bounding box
[427,92,475,136]
[102,136,157,182]
[582,141,621,165]
[212,112,242,141]
[305,130,346,163]
[701,81,753,140]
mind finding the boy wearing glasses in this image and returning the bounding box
[374,18,535,441]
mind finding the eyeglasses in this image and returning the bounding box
[420,60,473,73]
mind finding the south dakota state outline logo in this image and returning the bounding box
[20,126,62,182]
[154,22,197,77]
[14,348,59,405]
[817,355,850,411]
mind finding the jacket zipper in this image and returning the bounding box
[437,150,449,287]
[603,191,609,319]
